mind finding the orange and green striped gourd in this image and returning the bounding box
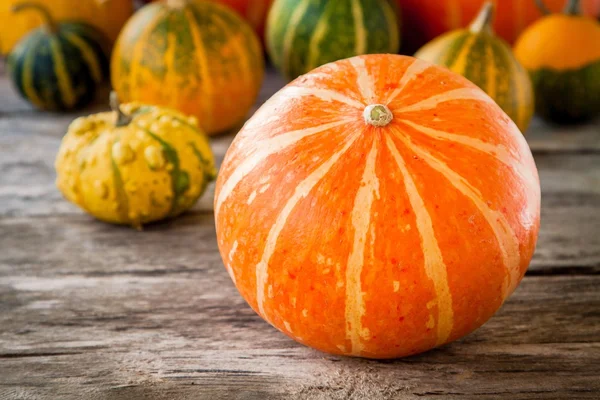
[143,0,274,42]
[514,0,600,123]
[56,94,216,229]
[7,2,109,111]
[111,0,264,135]
[266,0,400,81]
[415,2,534,133]
[215,54,540,358]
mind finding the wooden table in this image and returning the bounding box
[1,67,599,400]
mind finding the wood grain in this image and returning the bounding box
[1,67,599,399]
[0,212,598,399]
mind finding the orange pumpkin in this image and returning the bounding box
[398,0,600,53]
[111,0,264,135]
[215,54,541,358]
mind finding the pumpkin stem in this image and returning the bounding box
[534,0,552,15]
[469,1,495,33]
[363,104,393,127]
[12,2,58,34]
[563,0,582,15]
[110,92,133,127]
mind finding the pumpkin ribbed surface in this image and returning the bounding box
[0,0,133,54]
[56,103,216,228]
[215,54,540,358]
[266,0,399,80]
[7,21,109,111]
[415,3,534,132]
[111,0,264,135]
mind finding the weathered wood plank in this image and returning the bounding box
[0,227,598,400]
[526,117,600,153]
[532,155,600,272]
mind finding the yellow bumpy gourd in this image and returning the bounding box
[56,95,217,228]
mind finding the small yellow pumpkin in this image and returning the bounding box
[56,94,216,228]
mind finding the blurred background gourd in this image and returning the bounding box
[397,0,600,53]
[415,2,534,132]
[0,0,133,55]
[141,0,274,42]
[7,2,110,111]
[266,0,400,80]
[206,0,273,42]
[514,0,600,123]
[55,94,216,229]
[111,0,264,135]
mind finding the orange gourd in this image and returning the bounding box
[215,54,541,358]
[397,0,600,53]
[111,0,264,135]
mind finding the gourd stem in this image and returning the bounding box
[534,0,552,15]
[469,1,495,33]
[110,92,133,127]
[563,0,582,15]
[12,2,58,34]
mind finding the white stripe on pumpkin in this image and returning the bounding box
[226,240,238,284]
[385,58,431,105]
[349,56,375,104]
[280,86,365,109]
[393,130,522,298]
[385,134,454,346]
[256,130,361,317]
[398,88,495,114]
[399,118,539,216]
[215,118,352,217]
[345,139,380,355]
